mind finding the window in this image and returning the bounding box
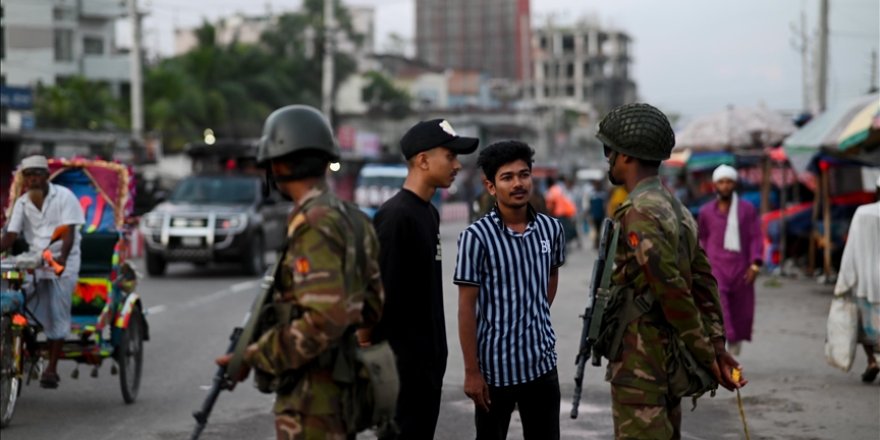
[53,7,75,22]
[83,36,104,55]
[562,35,574,52]
[54,29,73,61]
[566,63,574,78]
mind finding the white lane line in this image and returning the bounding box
[179,280,260,311]
[231,281,255,292]
[146,304,167,315]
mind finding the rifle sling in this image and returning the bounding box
[587,220,620,342]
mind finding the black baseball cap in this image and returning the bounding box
[400,119,479,160]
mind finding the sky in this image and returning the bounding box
[132,0,879,119]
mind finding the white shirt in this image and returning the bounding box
[834,201,880,303]
[7,183,85,279]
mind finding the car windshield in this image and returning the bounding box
[169,176,257,204]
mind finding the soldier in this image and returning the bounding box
[594,103,745,439]
[216,105,384,439]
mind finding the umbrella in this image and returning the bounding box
[783,93,880,174]
[837,99,880,150]
[675,104,797,151]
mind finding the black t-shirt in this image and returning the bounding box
[372,189,448,378]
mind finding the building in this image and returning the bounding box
[1,0,129,88]
[531,21,637,114]
[1,0,130,128]
[174,13,270,55]
[415,0,531,82]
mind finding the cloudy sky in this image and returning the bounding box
[135,0,879,119]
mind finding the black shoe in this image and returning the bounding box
[39,371,60,389]
[861,365,879,383]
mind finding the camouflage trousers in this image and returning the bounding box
[274,411,353,440]
[611,384,682,440]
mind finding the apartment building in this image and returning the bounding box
[531,22,637,114]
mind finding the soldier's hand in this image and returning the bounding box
[215,349,253,384]
[464,370,491,413]
[712,350,747,391]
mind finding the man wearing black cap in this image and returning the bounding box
[370,119,478,438]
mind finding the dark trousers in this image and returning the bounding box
[475,368,560,440]
[382,361,444,440]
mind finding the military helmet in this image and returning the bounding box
[257,105,340,164]
[596,103,675,161]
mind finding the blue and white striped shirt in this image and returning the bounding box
[454,207,565,386]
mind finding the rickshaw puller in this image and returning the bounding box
[0,155,85,389]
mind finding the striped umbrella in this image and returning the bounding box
[837,98,880,151]
[783,93,880,174]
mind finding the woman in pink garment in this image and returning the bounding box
[698,165,764,355]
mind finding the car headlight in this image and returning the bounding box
[217,214,247,230]
[143,213,162,229]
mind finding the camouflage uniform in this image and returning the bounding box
[246,186,384,440]
[606,176,724,439]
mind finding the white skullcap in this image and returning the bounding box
[20,155,49,170]
[712,164,738,183]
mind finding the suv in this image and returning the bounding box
[139,174,291,276]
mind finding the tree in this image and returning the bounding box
[362,71,411,119]
[34,76,125,130]
[143,1,365,151]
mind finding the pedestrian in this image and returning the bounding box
[697,165,764,355]
[454,140,565,440]
[587,180,608,249]
[371,118,478,438]
[833,176,880,383]
[215,105,384,439]
[545,176,578,247]
[593,103,745,439]
[0,155,85,389]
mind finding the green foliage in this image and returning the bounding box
[144,3,363,152]
[362,71,411,119]
[34,76,126,130]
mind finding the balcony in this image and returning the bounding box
[82,54,130,82]
[80,0,127,19]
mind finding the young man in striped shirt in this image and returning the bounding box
[454,141,565,440]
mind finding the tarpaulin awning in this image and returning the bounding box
[783,93,880,174]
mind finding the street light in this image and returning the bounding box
[329,162,341,172]
[204,128,216,145]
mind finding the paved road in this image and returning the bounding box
[2,220,877,439]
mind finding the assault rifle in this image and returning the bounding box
[190,267,278,440]
[570,217,616,419]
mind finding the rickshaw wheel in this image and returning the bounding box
[117,307,144,404]
[0,316,21,428]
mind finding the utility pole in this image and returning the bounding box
[870,49,878,93]
[128,0,144,140]
[815,0,829,113]
[790,10,811,112]
[321,0,335,124]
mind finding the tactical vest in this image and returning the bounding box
[589,187,717,401]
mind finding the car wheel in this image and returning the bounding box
[146,251,166,276]
[242,234,265,276]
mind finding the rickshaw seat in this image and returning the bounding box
[79,232,119,277]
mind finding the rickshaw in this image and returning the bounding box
[0,158,148,428]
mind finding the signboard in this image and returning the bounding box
[0,86,34,110]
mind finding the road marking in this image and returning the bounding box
[179,280,260,311]
[231,281,255,292]
[146,304,167,315]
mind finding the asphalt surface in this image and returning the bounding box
[2,219,877,439]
